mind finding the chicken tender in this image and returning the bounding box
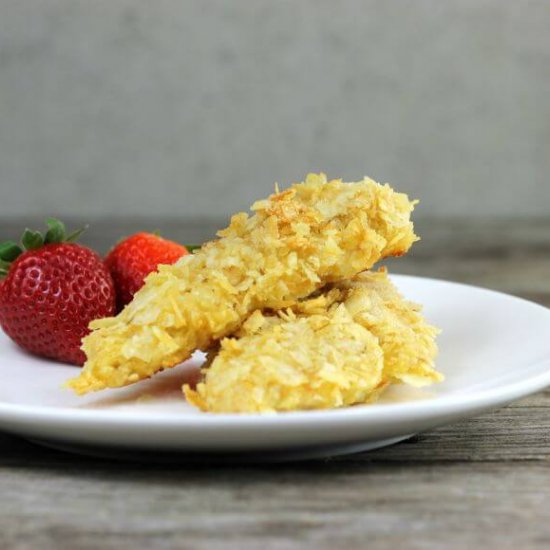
[184,305,385,413]
[68,174,418,394]
[184,269,441,413]
[338,269,441,387]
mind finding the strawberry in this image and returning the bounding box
[105,232,189,310]
[0,219,115,365]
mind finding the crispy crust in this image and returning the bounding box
[184,305,385,413]
[67,174,418,394]
[337,268,441,387]
[184,269,441,413]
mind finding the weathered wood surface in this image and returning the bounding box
[0,218,549,550]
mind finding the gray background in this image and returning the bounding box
[0,0,548,222]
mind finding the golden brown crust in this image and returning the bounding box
[184,305,385,413]
[67,174,418,394]
[184,269,441,413]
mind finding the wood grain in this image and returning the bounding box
[0,218,549,550]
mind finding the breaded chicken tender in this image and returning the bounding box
[68,174,418,394]
[184,269,441,413]
[338,269,441,387]
[184,305,385,413]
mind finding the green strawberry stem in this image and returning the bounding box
[184,244,202,252]
[0,259,11,277]
[66,225,89,243]
[45,218,66,244]
[21,229,44,250]
[0,218,87,278]
[0,241,23,262]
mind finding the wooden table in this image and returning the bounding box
[1,218,549,549]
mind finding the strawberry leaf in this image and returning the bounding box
[22,229,44,250]
[184,244,201,252]
[0,258,11,277]
[0,241,23,262]
[1,219,89,277]
[45,218,66,244]
[66,225,88,243]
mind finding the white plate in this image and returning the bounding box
[0,275,549,462]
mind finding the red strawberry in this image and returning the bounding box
[0,219,115,365]
[105,232,189,310]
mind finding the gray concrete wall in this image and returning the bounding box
[0,0,548,221]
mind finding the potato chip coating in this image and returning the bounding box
[68,174,417,394]
[184,269,441,413]
[184,305,385,413]
[339,269,441,387]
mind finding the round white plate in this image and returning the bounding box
[0,275,549,462]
